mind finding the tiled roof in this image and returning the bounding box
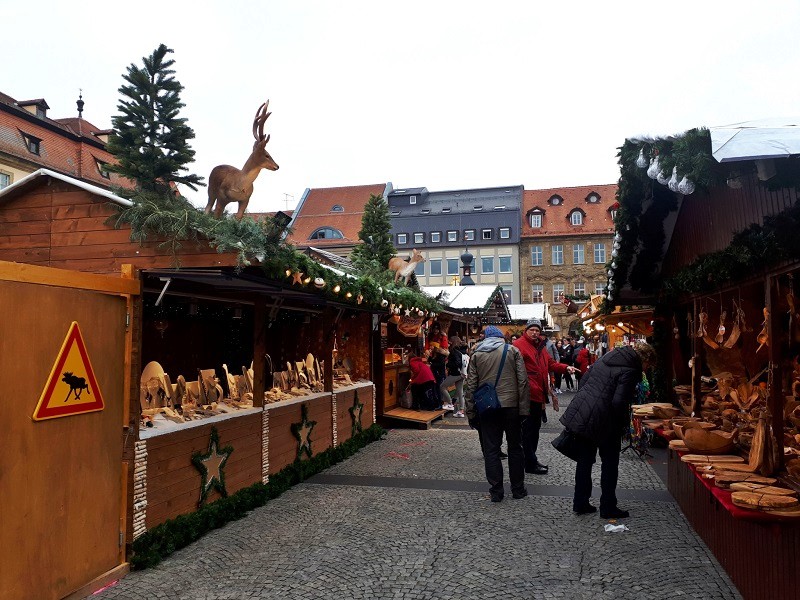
[521,184,618,238]
[288,183,387,247]
[0,90,133,190]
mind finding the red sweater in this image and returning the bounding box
[409,357,435,385]
[574,348,591,374]
[513,334,569,404]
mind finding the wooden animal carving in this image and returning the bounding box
[205,101,279,220]
[388,249,425,285]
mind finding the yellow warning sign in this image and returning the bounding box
[32,322,105,421]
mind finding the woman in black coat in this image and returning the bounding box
[559,342,656,518]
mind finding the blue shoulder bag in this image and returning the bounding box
[472,344,508,417]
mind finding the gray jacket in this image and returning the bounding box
[465,338,531,420]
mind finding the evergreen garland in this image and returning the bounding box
[131,424,385,569]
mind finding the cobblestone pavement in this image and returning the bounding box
[96,392,742,600]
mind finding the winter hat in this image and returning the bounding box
[525,318,542,331]
[484,325,504,338]
[449,335,463,347]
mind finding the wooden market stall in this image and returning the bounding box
[0,169,379,594]
[609,125,800,600]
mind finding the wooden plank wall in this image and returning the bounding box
[0,181,240,274]
[0,280,126,600]
[336,385,374,445]
[668,451,800,600]
[145,413,262,529]
[268,396,333,474]
[662,176,799,278]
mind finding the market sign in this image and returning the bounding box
[394,314,424,338]
[32,322,105,421]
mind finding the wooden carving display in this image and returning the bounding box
[140,361,169,410]
[731,491,799,510]
[682,428,735,454]
[756,307,769,353]
[205,101,279,220]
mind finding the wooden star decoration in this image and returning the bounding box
[404,309,411,316]
[191,427,233,507]
[291,402,317,460]
[348,389,364,437]
[291,271,304,285]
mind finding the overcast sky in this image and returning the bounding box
[5,1,800,212]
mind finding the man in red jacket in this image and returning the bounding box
[513,318,577,474]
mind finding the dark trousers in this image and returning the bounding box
[481,407,525,498]
[430,361,446,403]
[522,402,544,468]
[410,381,437,410]
[563,370,574,390]
[574,435,621,511]
[554,372,562,389]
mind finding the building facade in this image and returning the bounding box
[519,184,617,334]
[287,183,391,256]
[0,91,127,191]
[387,185,523,303]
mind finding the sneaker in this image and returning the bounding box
[454,410,465,418]
[442,403,454,411]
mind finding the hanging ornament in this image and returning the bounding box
[285,269,292,277]
[291,271,304,285]
[613,241,621,250]
[668,167,680,192]
[314,277,325,289]
[394,307,401,315]
[417,309,424,316]
[677,176,695,195]
[614,233,621,242]
[377,286,383,294]
[611,261,617,269]
[357,294,363,305]
[303,276,311,284]
[389,303,395,312]
[607,269,614,277]
[656,169,669,185]
[647,156,661,179]
[611,249,618,258]
[635,148,649,169]
[381,299,389,307]
[404,308,411,316]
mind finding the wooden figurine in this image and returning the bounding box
[140,361,169,410]
[205,101,279,220]
[388,249,425,285]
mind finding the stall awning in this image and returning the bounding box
[710,118,800,163]
[507,303,554,328]
[422,284,511,323]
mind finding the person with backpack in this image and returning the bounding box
[513,319,578,475]
[465,326,530,502]
[440,335,466,417]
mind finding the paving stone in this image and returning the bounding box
[94,394,741,600]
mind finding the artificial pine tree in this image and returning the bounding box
[107,44,204,193]
[350,194,396,273]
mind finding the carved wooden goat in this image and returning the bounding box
[205,101,279,219]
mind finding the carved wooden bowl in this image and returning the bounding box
[683,428,735,454]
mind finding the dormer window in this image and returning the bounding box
[22,133,41,155]
[549,195,563,206]
[528,209,544,228]
[309,227,344,240]
[442,207,451,213]
[96,159,110,179]
[586,192,601,203]
[410,195,417,205]
[421,208,430,214]
[569,209,586,226]
[473,205,483,211]
[330,204,344,213]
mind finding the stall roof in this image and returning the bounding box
[507,303,552,327]
[0,168,132,207]
[710,118,800,163]
[422,284,511,322]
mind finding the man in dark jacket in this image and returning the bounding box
[559,342,656,518]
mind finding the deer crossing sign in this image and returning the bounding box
[32,321,105,421]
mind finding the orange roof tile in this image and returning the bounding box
[288,183,387,247]
[521,184,618,238]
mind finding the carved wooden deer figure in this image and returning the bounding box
[388,249,425,285]
[205,101,279,219]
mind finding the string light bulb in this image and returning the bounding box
[333,284,341,293]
